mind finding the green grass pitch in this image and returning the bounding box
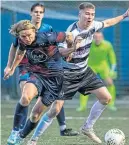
[1,101,129,145]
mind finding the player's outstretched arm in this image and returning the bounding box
[4,44,17,76]
[103,9,129,28]
[3,49,26,80]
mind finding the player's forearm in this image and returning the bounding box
[11,49,25,70]
[103,15,124,28]
[6,44,17,68]
[59,46,75,56]
[103,9,129,28]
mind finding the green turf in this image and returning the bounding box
[1,101,129,145]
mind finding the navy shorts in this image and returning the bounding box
[18,66,30,83]
[26,72,63,107]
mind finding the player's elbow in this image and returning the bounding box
[103,21,111,28]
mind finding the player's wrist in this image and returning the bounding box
[111,64,116,72]
[6,64,11,69]
[123,10,129,19]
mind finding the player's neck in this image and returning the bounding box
[31,21,41,30]
[77,21,91,30]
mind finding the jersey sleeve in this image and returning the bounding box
[13,38,19,48]
[18,40,26,51]
[94,21,104,32]
[47,32,66,43]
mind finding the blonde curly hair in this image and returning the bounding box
[9,20,37,36]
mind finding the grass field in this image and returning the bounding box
[1,100,129,145]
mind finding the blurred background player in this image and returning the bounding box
[77,31,117,112]
[4,3,78,144]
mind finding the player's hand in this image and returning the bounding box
[3,68,15,80]
[4,66,11,76]
[123,9,129,18]
[109,70,117,79]
[74,36,83,50]
[66,32,74,47]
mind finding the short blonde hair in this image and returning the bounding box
[9,20,37,36]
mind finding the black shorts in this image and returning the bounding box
[60,67,105,100]
[26,72,63,106]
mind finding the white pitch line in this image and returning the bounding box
[5,115,129,120]
[65,117,129,120]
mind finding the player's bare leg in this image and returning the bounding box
[81,87,111,144]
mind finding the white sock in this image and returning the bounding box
[31,113,53,140]
[84,101,106,129]
[60,125,66,131]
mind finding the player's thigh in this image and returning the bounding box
[30,97,48,122]
[19,81,27,92]
[90,86,112,105]
[22,82,38,100]
[19,71,30,91]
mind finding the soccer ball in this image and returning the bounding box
[104,129,125,145]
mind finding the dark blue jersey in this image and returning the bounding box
[18,32,66,76]
[13,23,53,67]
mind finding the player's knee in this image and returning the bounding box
[20,92,34,106]
[100,95,112,105]
[30,112,41,122]
[19,97,29,106]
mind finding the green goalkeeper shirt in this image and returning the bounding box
[88,40,116,70]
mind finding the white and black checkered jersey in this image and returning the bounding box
[59,21,104,74]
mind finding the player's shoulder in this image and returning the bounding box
[36,32,48,44]
[39,23,53,32]
[92,20,103,26]
[103,40,112,46]
[42,23,52,28]
[67,21,78,32]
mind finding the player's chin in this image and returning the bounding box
[25,41,32,45]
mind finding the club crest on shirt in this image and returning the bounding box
[30,49,48,63]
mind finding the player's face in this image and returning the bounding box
[79,8,95,27]
[31,6,44,23]
[94,32,104,45]
[19,29,36,45]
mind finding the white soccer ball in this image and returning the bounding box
[104,129,125,145]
